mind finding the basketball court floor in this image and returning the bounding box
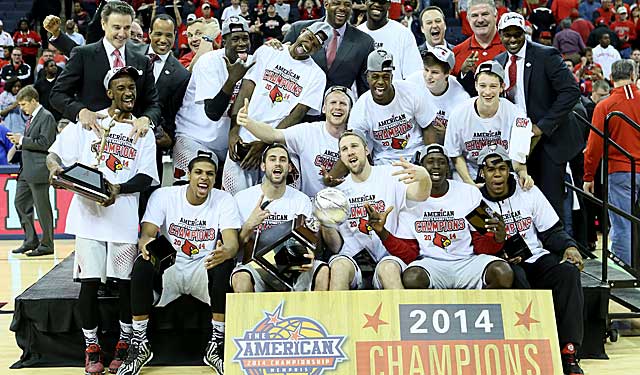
[1,239,639,374]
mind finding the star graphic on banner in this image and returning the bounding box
[264,303,283,325]
[290,325,302,341]
[363,303,389,333]
[514,301,540,331]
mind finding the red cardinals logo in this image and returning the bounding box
[181,240,199,256]
[269,86,283,103]
[433,232,451,249]
[391,137,408,150]
[358,218,373,234]
[106,154,123,172]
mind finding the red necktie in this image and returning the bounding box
[113,49,124,68]
[326,29,339,69]
[25,115,32,133]
[506,54,517,103]
[149,53,160,63]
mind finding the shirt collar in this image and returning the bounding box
[31,104,42,118]
[103,38,126,59]
[148,45,170,61]
[335,22,347,37]
[470,31,502,49]
[509,40,527,59]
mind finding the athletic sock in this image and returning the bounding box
[132,319,148,344]
[82,327,99,347]
[212,320,225,342]
[119,321,133,342]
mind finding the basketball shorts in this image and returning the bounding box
[329,254,408,290]
[222,151,301,195]
[407,254,505,289]
[154,256,211,307]
[73,237,138,283]
[231,260,327,292]
[172,135,227,182]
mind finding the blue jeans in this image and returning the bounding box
[608,172,640,265]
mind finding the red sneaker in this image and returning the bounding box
[108,340,129,374]
[85,343,104,375]
[561,343,584,375]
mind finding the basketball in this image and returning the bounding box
[313,188,350,227]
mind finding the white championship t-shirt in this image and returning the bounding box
[49,110,159,244]
[336,165,408,262]
[349,80,437,165]
[444,97,530,180]
[396,180,480,261]
[235,184,313,231]
[482,183,555,263]
[176,48,246,150]
[143,185,242,261]
[240,46,326,143]
[405,72,470,130]
[358,20,423,80]
[283,121,340,197]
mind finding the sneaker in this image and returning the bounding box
[85,343,104,375]
[203,338,224,374]
[561,343,584,375]
[108,340,129,374]
[116,340,153,375]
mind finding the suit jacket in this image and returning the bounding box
[19,107,57,184]
[495,42,584,164]
[283,19,375,96]
[50,38,161,126]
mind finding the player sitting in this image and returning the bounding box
[477,145,585,375]
[47,67,159,375]
[117,152,241,375]
[231,144,330,292]
[236,85,352,197]
[325,130,432,290]
[222,22,332,194]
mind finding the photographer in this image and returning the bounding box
[477,145,585,375]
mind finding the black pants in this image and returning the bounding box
[528,146,567,223]
[130,256,235,316]
[520,253,584,346]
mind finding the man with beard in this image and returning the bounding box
[349,50,437,166]
[46,67,159,375]
[327,130,432,290]
[418,6,455,52]
[236,86,352,197]
[478,145,585,375]
[405,46,470,145]
[117,151,240,375]
[173,16,253,182]
[231,144,330,293]
[357,0,423,80]
[363,144,514,290]
[283,0,375,96]
[222,23,329,195]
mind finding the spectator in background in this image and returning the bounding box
[201,2,218,23]
[13,19,41,72]
[0,123,15,165]
[0,78,27,133]
[551,0,579,23]
[177,13,196,55]
[579,0,601,22]
[275,0,291,23]
[593,32,621,78]
[130,19,145,43]
[0,20,14,58]
[222,0,243,21]
[588,18,620,47]
[34,60,62,122]
[260,4,286,40]
[65,19,86,46]
[553,18,585,58]
[631,47,640,66]
[299,0,322,20]
[575,47,604,94]
[1,48,32,85]
[631,5,640,36]
[73,1,91,35]
[36,48,67,75]
[595,0,615,25]
[538,30,553,45]
[570,8,595,43]
[401,5,423,45]
[611,7,635,58]
[418,6,454,52]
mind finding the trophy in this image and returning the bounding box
[465,200,496,235]
[146,235,177,274]
[248,214,319,290]
[51,117,116,203]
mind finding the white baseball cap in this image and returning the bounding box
[498,12,526,32]
[103,66,141,90]
[423,45,455,70]
[618,6,628,14]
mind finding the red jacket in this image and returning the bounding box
[584,84,640,181]
[551,0,579,23]
[611,20,636,49]
[13,30,41,57]
[452,32,505,76]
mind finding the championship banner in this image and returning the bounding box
[225,290,562,375]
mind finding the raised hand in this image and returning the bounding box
[364,203,394,234]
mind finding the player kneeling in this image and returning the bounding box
[477,145,585,375]
[366,144,513,290]
[231,144,330,292]
[117,152,241,375]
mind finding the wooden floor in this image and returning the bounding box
[1,239,639,374]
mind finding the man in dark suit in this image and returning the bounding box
[49,1,161,139]
[283,0,375,96]
[494,13,583,221]
[6,86,57,256]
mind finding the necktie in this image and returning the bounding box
[148,53,160,64]
[506,54,517,103]
[113,49,124,68]
[25,115,32,133]
[326,29,339,69]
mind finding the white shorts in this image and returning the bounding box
[73,237,138,283]
[407,254,505,290]
[221,151,301,195]
[155,256,211,307]
[231,260,327,292]
[329,254,364,290]
[172,135,227,181]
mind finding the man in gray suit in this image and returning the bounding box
[7,85,57,256]
[283,0,375,96]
